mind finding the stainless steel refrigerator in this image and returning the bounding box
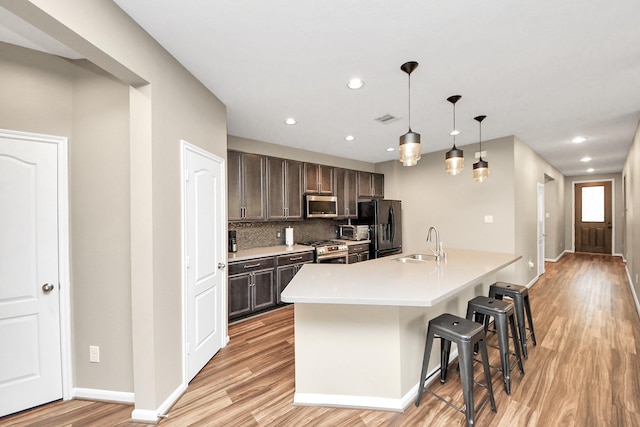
[356,199,402,258]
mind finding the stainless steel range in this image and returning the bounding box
[299,240,349,264]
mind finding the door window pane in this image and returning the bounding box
[582,186,604,222]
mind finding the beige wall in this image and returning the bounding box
[2,0,228,415]
[563,173,624,255]
[228,135,375,171]
[623,120,640,304]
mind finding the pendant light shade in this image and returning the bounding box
[445,95,464,175]
[399,61,421,167]
[473,115,489,182]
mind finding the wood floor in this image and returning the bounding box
[2,253,639,426]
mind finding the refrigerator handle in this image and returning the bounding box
[389,205,395,243]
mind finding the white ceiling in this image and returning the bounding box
[4,1,640,176]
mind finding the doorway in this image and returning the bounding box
[181,141,228,384]
[0,129,70,416]
[574,181,613,254]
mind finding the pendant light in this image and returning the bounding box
[399,61,421,167]
[473,115,489,182]
[445,95,464,175]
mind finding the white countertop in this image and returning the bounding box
[281,248,521,307]
[228,244,314,262]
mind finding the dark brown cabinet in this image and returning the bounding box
[347,243,370,264]
[304,163,334,194]
[357,171,384,199]
[276,251,314,303]
[228,257,275,320]
[228,151,266,221]
[334,168,358,218]
[267,157,303,220]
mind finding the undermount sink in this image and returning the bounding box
[395,253,437,263]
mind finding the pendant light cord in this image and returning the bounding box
[452,102,457,148]
[407,73,412,130]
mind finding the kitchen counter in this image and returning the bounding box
[227,244,313,262]
[281,248,521,412]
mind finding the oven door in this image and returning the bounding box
[317,252,348,264]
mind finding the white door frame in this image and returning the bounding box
[571,178,615,254]
[0,129,72,401]
[180,140,228,387]
[537,182,545,276]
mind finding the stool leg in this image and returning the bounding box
[524,295,537,346]
[457,342,476,427]
[513,296,528,359]
[440,338,452,383]
[495,313,511,395]
[416,328,435,407]
[478,338,497,413]
[509,312,524,375]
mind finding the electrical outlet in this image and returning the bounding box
[484,215,493,223]
[276,230,281,238]
[89,345,100,363]
[528,260,535,269]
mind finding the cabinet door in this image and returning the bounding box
[357,171,372,198]
[252,269,275,311]
[319,165,334,194]
[266,157,286,220]
[242,153,266,220]
[304,163,320,193]
[276,265,297,304]
[359,252,370,262]
[372,173,384,198]
[228,151,243,220]
[228,274,252,320]
[285,160,303,219]
[345,169,358,217]
[334,168,347,217]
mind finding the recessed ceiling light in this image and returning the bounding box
[450,130,460,136]
[386,147,395,152]
[587,168,595,173]
[345,135,355,141]
[571,136,587,143]
[580,156,592,162]
[348,78,364,89]
[284,117,297,125]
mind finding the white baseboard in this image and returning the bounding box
[545,250,568,263]
[72,387,134,404]
[626,265,640,320]
[130,382,187,423]
[526,276,539,289]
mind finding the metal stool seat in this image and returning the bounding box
[489,282,537,359]
[467,296,524,394]
[415,313,497,427]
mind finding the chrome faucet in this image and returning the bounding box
[427,226,441,260]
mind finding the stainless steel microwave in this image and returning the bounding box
[305,195,338,218]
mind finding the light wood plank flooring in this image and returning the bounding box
[2,253,639,426]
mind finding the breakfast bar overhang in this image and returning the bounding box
[281,249,521,412]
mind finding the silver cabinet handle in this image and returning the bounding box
[218,262,226,269]
[289,256,303,261]
[42,283,55,293]
[243,263,261,269]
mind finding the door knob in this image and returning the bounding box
[42,283,55,293]
[217,262,226,270]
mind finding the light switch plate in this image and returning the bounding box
[484,215,493,223]
[89,345,100,363]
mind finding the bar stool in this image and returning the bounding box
[467,296,524,394]
[416,313,497,427]
[489,282,537,359]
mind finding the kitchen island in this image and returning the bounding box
[280,248,521,412]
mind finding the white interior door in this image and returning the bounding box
[183,142,227,383]
[537,183,546,276]
[0,134,63,416]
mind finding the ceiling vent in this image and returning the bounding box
[374,114,398,124]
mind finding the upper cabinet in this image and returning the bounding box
[228,151,266,221]
[357,171,384,199]
[304,163,334,194]
[266,157,303,220]
[334,168,358,218]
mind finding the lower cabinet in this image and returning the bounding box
[228,257,275,321]
[347,243,370,264]
[228,250,314,321]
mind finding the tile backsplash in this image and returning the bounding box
[229,219,347,250]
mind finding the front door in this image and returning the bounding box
[575,181,612,254]
[0,132,63,416]
[183,142,227,383]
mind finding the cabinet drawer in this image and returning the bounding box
[277,251,314,266]
[229,257,275,275]
[348,243,370,254]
